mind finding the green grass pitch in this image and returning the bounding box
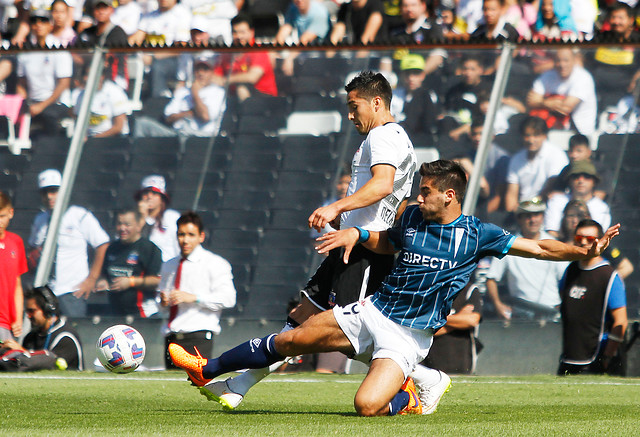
[2,372,639,436]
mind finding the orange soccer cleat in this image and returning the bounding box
[168,343,212,387]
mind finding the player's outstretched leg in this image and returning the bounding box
[410,365,451,415]
[169,333,284,386]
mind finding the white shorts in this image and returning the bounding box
[333,296,434,378]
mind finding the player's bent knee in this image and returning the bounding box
[354,394,387,417]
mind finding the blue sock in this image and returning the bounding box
[202,334,284,379]
[388,391,410,416]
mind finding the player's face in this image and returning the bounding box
[232,22,254,45]
[177,222,205,257]
[116,212,142,243]
[0,205,13,236]
[40,187,59,210]
[573,225,599,247]
[516,212,543,237]
[522,126,545,154]
[25,298,47,329]
[416,177,450,220]
[347,90,381,135]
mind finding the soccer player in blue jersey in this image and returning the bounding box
[170,160,620,417]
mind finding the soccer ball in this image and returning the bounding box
[96,325,146,374]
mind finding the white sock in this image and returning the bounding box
[410,364,442,387]
[225,321,295,396]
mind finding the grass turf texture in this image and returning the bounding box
[2,372,639,436]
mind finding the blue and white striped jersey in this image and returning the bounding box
[370,205,516,330]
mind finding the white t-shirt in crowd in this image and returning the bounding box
[181,0,237,44]
[164,83,226,136]
[74,80,130,136]
[544,193,611,233]
[341,122,417,231]
[111,1,143,36]
[17,35,72,103]
[147,208,181,262]
[138,4,191,45]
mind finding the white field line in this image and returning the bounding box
[1,373,640,386]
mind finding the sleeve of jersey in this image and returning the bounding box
[606,273,626,311]
[478,221,516,259]
[369,127,400,168]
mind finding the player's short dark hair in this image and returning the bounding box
[231,12,253,28]
[520,115,549,135]
[575,219,604,238]
[609,1,634,18]
[568,134,590,150]
[177,211,204,233]
[345,71,393,109]
[117,206,142,223]
[419,159,467,203]
[0,190,12,209]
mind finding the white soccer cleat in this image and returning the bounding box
[415,370,451,415]
[199,379,244,411]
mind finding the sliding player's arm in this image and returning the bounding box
[315,228,397,264]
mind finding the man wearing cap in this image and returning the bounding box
[486,198,568,320]
[391,53,440,142]
[27,169,110,318]
[133,57,226,137]
[211,14,277,102]
[16,8,72,135]
[545,160,611,239]
[135,174,180,262]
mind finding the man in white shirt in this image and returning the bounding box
[526,47,597,135]
[486,199,568,320]
[160,211,236,369]
[28,169,110,318]
[504,115,568,212]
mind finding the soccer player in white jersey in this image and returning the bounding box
[195,71,423,411]
[170,160,620,416]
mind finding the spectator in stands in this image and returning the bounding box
[28,169,110,318]
[16,8,73,135]
[545,160,611,237]
[526,47,597,135]
[111,0,143,36]
[0,286,83,371]
[440,54,491,140]
[159,211,236,369]
[129,0,192,98]
[135,174,180,262]
[381,0,404,34]
[133,56,226,138]
[503,0,536,40]
[0,191,26,342]
[558,199,634,279]
[422,282,482,374]
[51,0,76,46]
[72,68,130,137]
[532,0,578,40]
[2,1,28,46]
[330,0,385,45]
[182,0,238,45]
[390,53,440,143]
[470,0,519,41]
[504,115,568,212]
[77,0,129,91]
[486,198,568,320]
[391,0,446,75]
[570,0,596,40]
[211,14,277,101]
[275,0,331,45]
[558,219,627,375]
[96,207,162,318]
[545,134,611,201]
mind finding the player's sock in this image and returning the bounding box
[226,318,299,395]
[410,364,443,387]
[202,334,284,379]
[387,390,410,416]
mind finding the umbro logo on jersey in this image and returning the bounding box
[249,338,262,352]
[406,228,417,236]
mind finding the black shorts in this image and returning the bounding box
[302,244,395,310]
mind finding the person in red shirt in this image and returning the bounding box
[213,13,277,101]
[0,191,27,342]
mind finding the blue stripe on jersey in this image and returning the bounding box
[372,205,516,330]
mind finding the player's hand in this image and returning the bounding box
[495,302,512,320]
[110,276,132,291]
[73,277,97,299]
[11,321,22,338]
[308,203,340,232]
[589,223,620,257]
[315,228,360,264]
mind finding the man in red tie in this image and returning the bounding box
[159,212,236,369]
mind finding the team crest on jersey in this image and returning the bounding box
[569,285,587,299]
[126,252,139,265]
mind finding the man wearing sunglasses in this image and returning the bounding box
[557,219,627,375]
